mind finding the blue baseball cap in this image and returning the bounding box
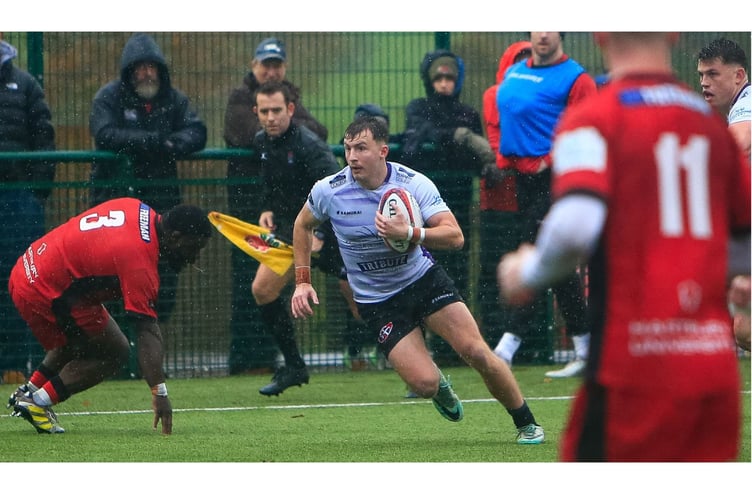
[255,37,286,62]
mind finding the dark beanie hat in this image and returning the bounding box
[162,204,212,238]
[354,103,389,124]
[428,56,459,82]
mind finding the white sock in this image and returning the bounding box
[32,388,53,407]
[494,332,522,365]
[572,333,590,360]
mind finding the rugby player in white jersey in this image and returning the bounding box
[290,116,544,444]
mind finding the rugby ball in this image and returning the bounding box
[378,187,423,253]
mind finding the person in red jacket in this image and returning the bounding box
[478,40,532,362]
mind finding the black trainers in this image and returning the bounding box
[259,366,309,396]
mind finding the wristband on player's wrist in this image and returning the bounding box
[406,226,425,245]
[295,266,311,285]
[416,227,425,245]
[151,382,168,397]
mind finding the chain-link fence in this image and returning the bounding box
[1,32,749,380]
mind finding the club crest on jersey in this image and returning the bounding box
[329,173,347,188]
[677,280,703,313]
[394,166,416,183]
[378,322,394,343]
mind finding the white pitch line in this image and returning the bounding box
[3,391,750,419]
[1,395,575,418]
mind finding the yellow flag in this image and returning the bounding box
[208,211,294,276]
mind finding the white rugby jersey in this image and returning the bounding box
[307,162,450,303]
[728,82,750,125]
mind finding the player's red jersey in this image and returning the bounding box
[551,73,751,395]
[11,197,161,321]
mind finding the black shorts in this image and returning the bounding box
[356,265,464,357]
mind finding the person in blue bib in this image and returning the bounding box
[493,32,596,377]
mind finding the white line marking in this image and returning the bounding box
[3,391,749,419]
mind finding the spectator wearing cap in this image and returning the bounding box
[222,37,329,375]
[401,49,503,366]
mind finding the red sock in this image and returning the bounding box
[29,371,50,390]
[41,381,61,405]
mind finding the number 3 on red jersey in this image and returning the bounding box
[79,210,126,231]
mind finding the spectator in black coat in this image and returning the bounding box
[401,49,503,365]
[89,32,207,212]
[89,33,207,325]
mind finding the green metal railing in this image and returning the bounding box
[0,146,561,379]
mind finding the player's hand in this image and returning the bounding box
[259,211,276,232]
[292,284,319,319]
[375,211,409,241]
[152,394,173,435]
[728,274,751,351]
[728,275,751,312]
[498,244,537,306]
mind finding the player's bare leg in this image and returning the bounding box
[387,328,440,396]
[425,302,524,409]
[388,329,463,421]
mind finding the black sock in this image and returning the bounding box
[49,375,72,403]
[507,400,537,428]
[260,298,305,370]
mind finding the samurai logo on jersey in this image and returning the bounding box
[356,254,408,272]
[378,321,394,343]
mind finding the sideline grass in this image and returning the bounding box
[1,360,749,463]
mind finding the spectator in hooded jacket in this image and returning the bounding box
[0,38,56,384]
[478,40,534,357]
[89,33,207,325]
[401,49,504,365]
[222,37,328,375]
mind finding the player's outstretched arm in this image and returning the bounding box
[291,203,321,319]
[135,318,173,435]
